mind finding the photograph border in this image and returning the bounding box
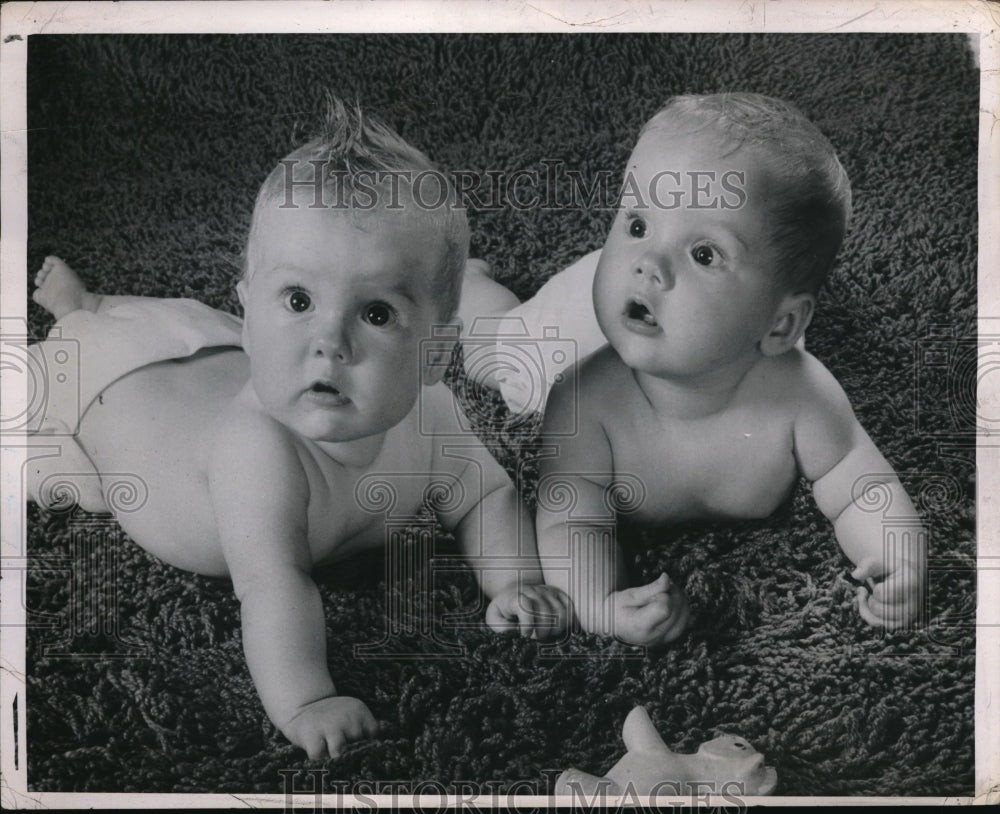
[1,0,996,807]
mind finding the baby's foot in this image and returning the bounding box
[458,258,530,399]
[461,258,521,314]
[464,258,494,279]
[33,256,101,319]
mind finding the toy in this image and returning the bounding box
[556,707,777,798]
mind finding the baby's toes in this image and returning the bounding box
[35,257,62,286]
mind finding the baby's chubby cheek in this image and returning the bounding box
[592,268,620,325]
[361,365,421,418]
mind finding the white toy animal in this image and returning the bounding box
[556,707,778,798]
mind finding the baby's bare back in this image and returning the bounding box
[76,348,433,576]
[586,349,804,524]
[75,348,249,574]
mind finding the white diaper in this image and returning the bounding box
[467,249,607,414]
[28,297,243,437]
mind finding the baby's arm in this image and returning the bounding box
[429,388,571,640]
[208,412,376,758]
[450,471,572,641]
[794,356,927,628]
[535,369,689,646]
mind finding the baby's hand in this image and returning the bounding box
[605,573,690,647]
[852,558,926,629]
[281,695,378,760]
[486,584,572,641]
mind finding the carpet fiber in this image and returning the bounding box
[24,33,978,796]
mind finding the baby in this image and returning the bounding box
[26,102,569,758]
[478,94,927,646]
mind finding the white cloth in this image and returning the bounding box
[480,249,607,414]
[28,297,243,439]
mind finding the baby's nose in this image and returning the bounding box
[311,318,351,361]
[634,253,671,288]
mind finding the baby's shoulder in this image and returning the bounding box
[749,349,856,433]
[381,383,509,495]
[543,346,635,429]
[579,344,632,379]
[414,380,473,437]
[207,391,303,478]
[570,346,636,399]
[389,381,498,463]
[751,348,845,399]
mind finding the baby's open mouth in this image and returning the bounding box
[308,381,350,405]
[311,382,341,395]
[625,298,658,327]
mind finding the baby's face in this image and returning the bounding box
[239,202,447,443]
[593,129,787,381]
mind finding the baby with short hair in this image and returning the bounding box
[479,93,927,646]
[27,101,569,758]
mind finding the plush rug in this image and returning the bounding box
[23,33,978,797]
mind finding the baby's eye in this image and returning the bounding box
[692,244,722,267]
[627,215,648,239]
[362,301,397,328]
[285,290,312,313]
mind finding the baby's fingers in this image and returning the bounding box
[485,592,520,633]
[612,597,673,647]
[851,558,882,587]
[529,586,572,641]
[352,705,380,739]
[289,697,378,760]
[487,586,570,639]
[515,588,567,638]
[513,592,543,637]
[857,590,911,629]
[485,591,538,635]
[326,707,378,759]
[302,732,330,761]
[324,731,348,760]
[856,586,888,628]
[644,588,691,640]
[641,599,671,628]
[657,587,691,644]
[619,573,671,607]
[857,580,920,629]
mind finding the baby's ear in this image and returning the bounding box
[236,279,251,350]
[760,293,814,357]
[421,318,462,386]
